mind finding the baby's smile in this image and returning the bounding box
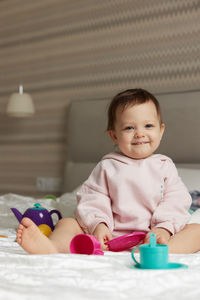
[132,141,150,145]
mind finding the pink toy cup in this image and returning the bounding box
[70,234,104,255]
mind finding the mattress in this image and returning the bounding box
[1,192,200,300]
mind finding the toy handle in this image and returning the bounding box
[94,249,104,255]
[131,248,140,266]
[49,210,62,225]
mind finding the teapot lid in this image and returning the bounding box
[30,203,45,210]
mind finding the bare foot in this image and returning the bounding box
[17,218,58,254]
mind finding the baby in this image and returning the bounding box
[17,89,200,254]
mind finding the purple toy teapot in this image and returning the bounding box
[11,203,62,231]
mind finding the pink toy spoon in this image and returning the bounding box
[106,232,146,252]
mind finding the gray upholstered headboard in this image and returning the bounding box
[63,90,200,192]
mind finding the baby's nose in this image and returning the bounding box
[134,129,145,138]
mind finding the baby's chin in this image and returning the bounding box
[123,152,154,160]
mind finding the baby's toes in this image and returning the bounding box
[16,228,23,242]
[16,234,22,244]
[18,224,24,231]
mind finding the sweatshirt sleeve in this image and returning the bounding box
[151,159,192,235]
[75,161,114,234]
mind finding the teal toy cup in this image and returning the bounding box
[131,233,168,269]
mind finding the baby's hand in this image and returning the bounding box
[144,227,171,245]
[93,223,112,251]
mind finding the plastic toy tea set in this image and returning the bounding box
[70,232,188,269]
[11,203,62,237]
[10,204,188,269]
[131,233,188,269]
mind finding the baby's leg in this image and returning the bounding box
[168,224,200,253]
[17,217,83,254]
[49,218,84,253]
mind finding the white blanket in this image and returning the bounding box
[1,194,200,300]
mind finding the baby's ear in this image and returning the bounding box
[108,130,118,144]
[160,123,165,138]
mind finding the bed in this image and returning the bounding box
[1,90,200,300]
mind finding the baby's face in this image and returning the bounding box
[109,101,165,159]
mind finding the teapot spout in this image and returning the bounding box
[11,208,23,223]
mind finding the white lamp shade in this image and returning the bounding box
[7,92,35,117]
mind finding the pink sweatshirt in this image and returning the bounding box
[75,152,191,237]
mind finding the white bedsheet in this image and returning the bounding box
[1,193,200,300]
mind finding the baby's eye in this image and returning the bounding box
[145,124,153,128]
[124,126,134,130]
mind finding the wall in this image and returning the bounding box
[0,0,199,196]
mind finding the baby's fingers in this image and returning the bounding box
[99,239,108,251]
[156,236,169,245]
[143,233,151,244]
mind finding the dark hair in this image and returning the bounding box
[107,88,162,130]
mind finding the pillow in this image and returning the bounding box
[176,166,200,191]
[176,165,200,212]
[58,192,78,218]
